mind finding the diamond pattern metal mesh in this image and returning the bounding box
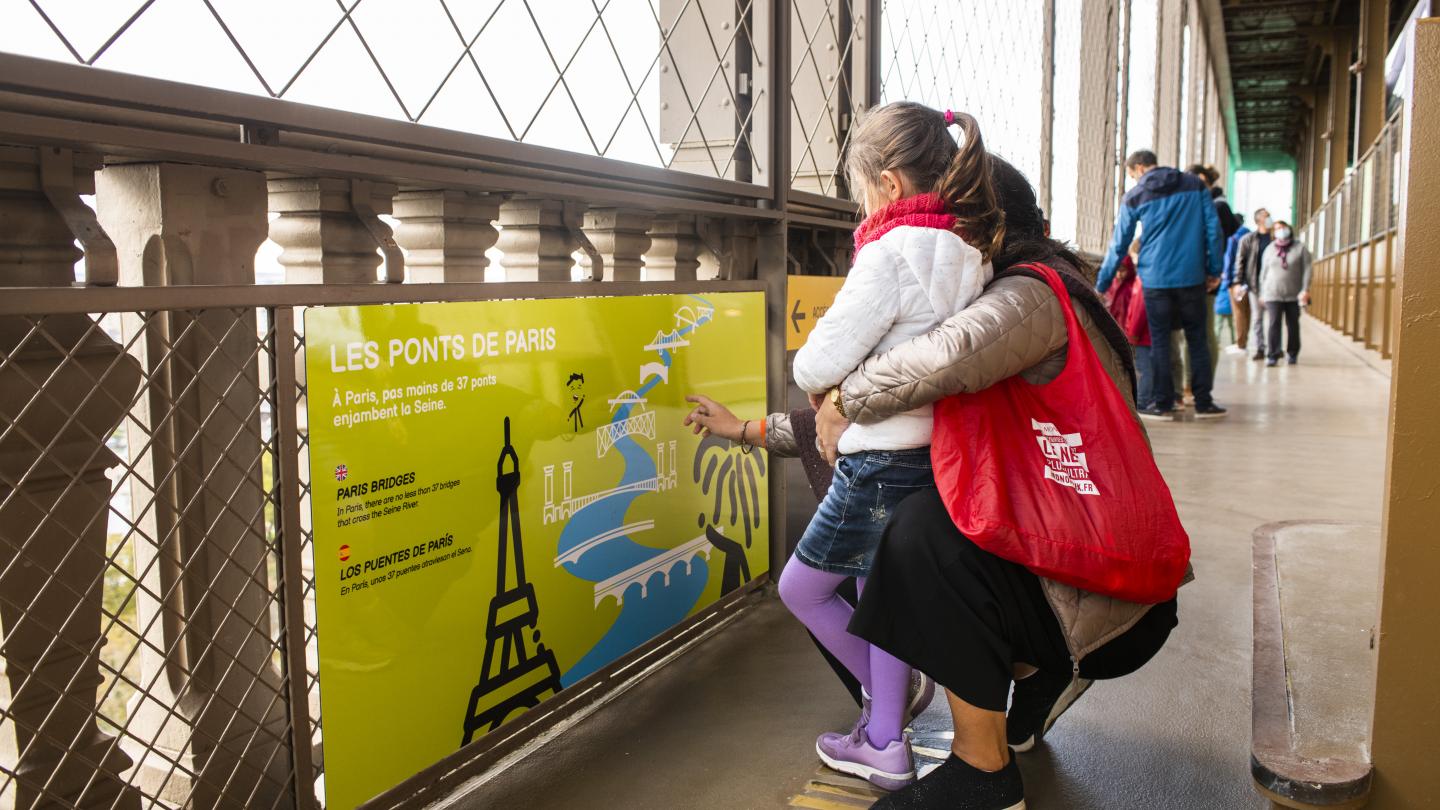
[789,0,866,196]
[0,306,317,808]
[877,0,1046,193]
[1,0,766,182]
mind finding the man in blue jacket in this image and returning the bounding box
[1098,150,1227,419]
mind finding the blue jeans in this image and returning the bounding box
[1144,284,1215,410]
[1134,344,1154,409]
[795,449,933,577]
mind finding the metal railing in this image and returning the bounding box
[1302,109,1403,357]
[0,279,763,810]
[0,1,1239,808]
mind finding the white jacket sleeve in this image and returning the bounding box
[792,242,901,394]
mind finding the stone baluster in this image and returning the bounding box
[94,163,294,809]
[644,215,702,281]
[496,198,575,282]
[267,177,400,283]
[0,145,142,809]
[694,216,759,280]
[392,190,501,282]
[580,208,654,281]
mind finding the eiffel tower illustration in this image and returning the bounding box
[462,417,564,746]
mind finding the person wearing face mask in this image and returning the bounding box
[1256,220,1313,366]
[1232,208,1274,360]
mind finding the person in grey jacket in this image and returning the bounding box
[1232,209,1273,360]
[1257,220,1313,366]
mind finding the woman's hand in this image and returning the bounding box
[684,395,745,443]
[814,393,851,466]
[1299,290,1311,307]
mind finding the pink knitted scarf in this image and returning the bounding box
[853,193,958,252]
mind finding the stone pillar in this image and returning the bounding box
[392,190,500,282]
[645,215,702,281]
[0,145,142,809]
[94,163,294,809]
[580,208,654,281]
[496,198,574,281]
[267,177,399,283]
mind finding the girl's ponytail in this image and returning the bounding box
[937,112,1006,262]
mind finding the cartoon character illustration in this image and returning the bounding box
[566,373,585,432]
[693,432,766,593]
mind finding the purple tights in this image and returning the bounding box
[778,554,910,747]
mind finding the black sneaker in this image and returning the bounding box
[1138,405,1176,421]
[1287,355,1298,366]
[1265,357,1279,367]
[1195,402,1228,419]
[869,754,1025,810]
[1252,352,1266,361]
[1007,670,1093,752]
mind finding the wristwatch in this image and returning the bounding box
[828,387,848,420]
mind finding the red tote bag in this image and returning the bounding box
[930,263,1189,604]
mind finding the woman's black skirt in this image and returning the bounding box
[848,487,1178,712]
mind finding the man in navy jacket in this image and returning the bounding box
[1098,150,1227,419]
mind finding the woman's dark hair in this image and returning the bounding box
[1186,163,1219,186]
[845,103,1006,261]
[987,155,1093,280]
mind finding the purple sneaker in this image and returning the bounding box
[816,723,915,791]
[906,671,935,723]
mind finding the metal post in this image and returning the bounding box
[764,0,792,579]
[1371,18,1440,805]
[1115,0,1132,216]
[271,307,318,810]
[1039,0,1056,217]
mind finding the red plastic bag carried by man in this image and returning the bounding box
[930,263,1189,604]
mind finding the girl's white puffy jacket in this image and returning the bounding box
[793,225,991,456]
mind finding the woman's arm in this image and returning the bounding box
[764,412,799,457]
[837,275,1068,425]
[1299,246,1314,306]
[682,395,797,456]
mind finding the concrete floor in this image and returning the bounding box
[448,317,1391,809]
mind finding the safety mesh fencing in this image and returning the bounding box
[877,0,1046,185]
[4,0,768,183]
[0,306,317,809]
[789,0,866,197]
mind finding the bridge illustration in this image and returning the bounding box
[542,441,677,525]
[597,410,656,457]
[553,520,655,567]
[608,390,647,409]
[644,329,690,353]
[673,305,714,330]
[592,533,714,607]
[639,362,669,385]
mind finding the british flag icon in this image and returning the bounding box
[334,464,348,482]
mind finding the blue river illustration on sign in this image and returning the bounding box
[555,296,728,686]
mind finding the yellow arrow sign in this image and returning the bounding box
[786,275,847,352]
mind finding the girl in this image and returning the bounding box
[691,103,1004,791]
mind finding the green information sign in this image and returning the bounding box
[302,292,769,808]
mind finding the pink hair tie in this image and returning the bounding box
[944,109,956,125]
